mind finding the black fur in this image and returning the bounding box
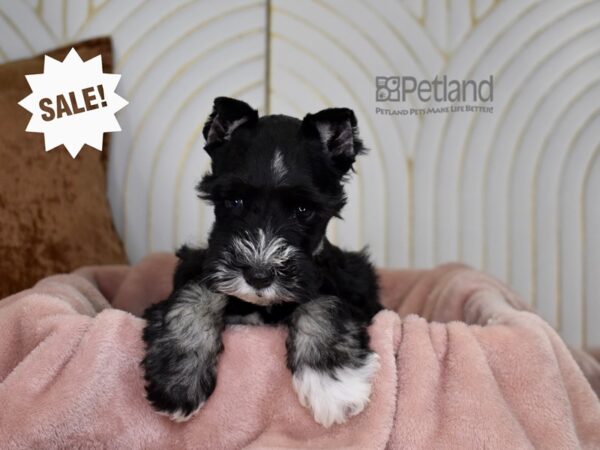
[142,97,381,424]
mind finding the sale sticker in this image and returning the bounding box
[18,48,128,158]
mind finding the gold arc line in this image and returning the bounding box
[506,52,600,313]
[269,65,355,247]
[172,80,263,247]
[310,0,417,153]
[145,54,263,252]
[460,19,600,303]
[435,0,591,279]
[0,10,35,53]
[121,28,264,246]
[455,0,560,262]
[475,1,599,267]
[369,0,444,71]
[30,0,60,43]
[463,20,600,270]
[313,0,425,111]
[111,1,192,61]
[71,0,129,40]
[494,3,599,310]
[581,142,600,348]
[274,64,355,247]
[269,90,337,243]
[557,110,600,341]
[71,0,108,39]
[116,1,261,70]
[124,3,263,99]
[272,33,396,266]
[273,4,411,149]
[533,84,600,331]
[416,0,539,268]
[423,0,447,57]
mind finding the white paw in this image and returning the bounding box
[292,353,380,428]
[154,403,204,423]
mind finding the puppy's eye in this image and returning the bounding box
[294,205,314,221]
[224,198,244,211]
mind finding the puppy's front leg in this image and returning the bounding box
[286,296,380,427]
[142,281,227,421]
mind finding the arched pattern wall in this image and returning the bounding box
[1,0,599,347]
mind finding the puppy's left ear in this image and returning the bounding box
[301,108,366,175]
[202,97,259,155]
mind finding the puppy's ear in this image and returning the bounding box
[301,108,366,175]
[202,97,258,155]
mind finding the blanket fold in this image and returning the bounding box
[0,254,598,449]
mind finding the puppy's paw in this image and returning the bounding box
[292,352,379,427]
[154,402,205,423]
[142,347,217,422]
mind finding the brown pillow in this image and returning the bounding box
[0,37,128,297]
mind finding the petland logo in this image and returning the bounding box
[375,75,494,116]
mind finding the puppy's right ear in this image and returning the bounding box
[202,97,258,155]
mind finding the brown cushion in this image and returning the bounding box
[0,38,128,297]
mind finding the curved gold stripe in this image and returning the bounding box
[116,1,261,71]
[121,28,264,246]
[436,0,585,273]
[272,34,396,264]
[72,0,111,39]
[171,80,263,247]
[433,0,541,266]
[508,51,600,309]
[146,54,263,251]
[110,0,175,45]
[274,5,409,150]
[274,4,414,145]
[518,33,600,308]
[313,0,425,111]
[269,69,344,245]
[421,0,446,55]
[404,0,424,24]
[280,60,368,253]
[462,20,600,271]
[581,141,600,347]
[531,82,600,324]
[32,0,60,42]
[423,0,539,265]
[100,1,149,46]
[370,1,442,68]
[556,109,600,336]
[125,3,262,96]
[0,10,35,53]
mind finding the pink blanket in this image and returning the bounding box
[1,254,599,449]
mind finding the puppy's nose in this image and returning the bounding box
[243,267,274,289]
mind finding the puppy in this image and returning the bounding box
[142,97,382,427]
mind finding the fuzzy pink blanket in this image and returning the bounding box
[1,254,599,449]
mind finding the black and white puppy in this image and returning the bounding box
[141,97,382,428]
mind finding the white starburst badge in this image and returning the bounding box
[18,48,128,158]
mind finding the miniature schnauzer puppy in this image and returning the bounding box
[142,97,382,427]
